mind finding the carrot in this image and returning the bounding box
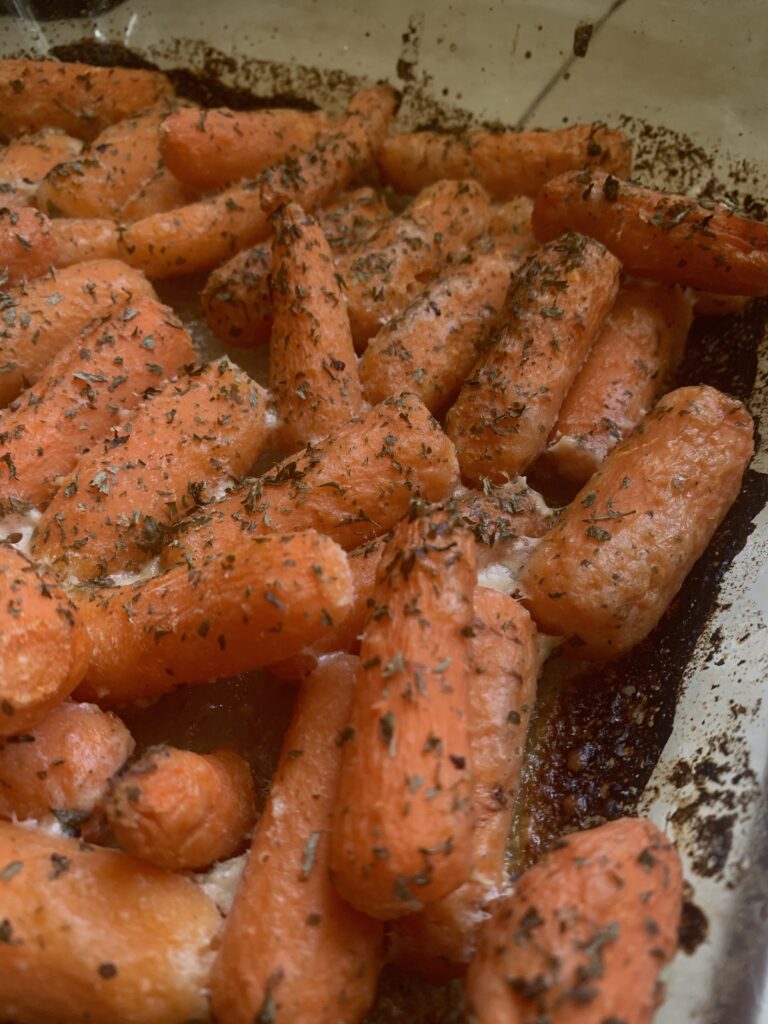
[377,123,632,199]
[118,166,192,222]
[0,129,82,207]
[0,206,56,285]
[163,392,460,568]
[540,281,693,484]
[106,745,256,870]
[489,196,535,247]
[690,289,750,316]
[335,179,492,348]
[75,527,354,703]
[0,701,134,824]
[0,820,221,1024]
[520,384,754,661]
[160,104,331,190]
[465,817,683,1024]
[533,170,768,295]
[445,233,620,486]
[33,357,269,581]
[0,59,174,142]
[456,480,556,547]
[0,545,90,737]
[0,259,156,407]
[0,296,196,508]
[317,186,391,252]
[330,507,477,919]
[118,85,396,279]
[269,201,362,448]
[50,217,120,266]
[390,588,538,980]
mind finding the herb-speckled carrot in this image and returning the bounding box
[50,216,120,266]
[0,206,56,285]
[0,129,82,207]
[455,479,556,548]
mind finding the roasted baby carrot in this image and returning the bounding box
[0,129,82,207]
[456,480,556,548]
[75,528,353,703]
[269,201,362,448]
[0,206,56,285]
[0,820,221,1024]
[0,700,134,824]
[0,545,90,737]
[317,186,391,251]
[489,196,535,248]
[118,166,192,222]
[446,233,620,485]
[541,281,692,484]
[330,507,477,919]
[690,289,750,317]
[533,170,768,295]
[211,654,383,1024]
[33,358,269,580]
[520,385,754,660]
[50,216,120,266]
[465,817,683,1024]
[377,123,632,198]
[391,588,538,979]
[106,745,256,870]
[0,296,196,508]
[0,258,156,407]
[0,59,174,142]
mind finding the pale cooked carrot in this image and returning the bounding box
[0,296,196,509]
[489,196,535,246]
[0,820,220,1024]
[0,545,90,737]
[106,745,256,870]
[541,281,693,484]
[33,357,269,581]
[330,507,477,919]
[269,201,362,448]
[520,385,754,661]
[446,233,620,485]
[75,528,353,703]
[50,216,120,266]
[0,206,56,285]
[377,124,632,198]
[211,654,383,1024]
[0,59,174,142]
[465,817,683,1024]
[0,701,134,824]
[533,170,768,295]
[0,259,156,407]
[0,129,82,207]
[690,289,750,316]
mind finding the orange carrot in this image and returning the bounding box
[456,480,556,548]
[0,129,82,207]
[520,385,754,660]
[0,820,220,1024]
[317,186,391,251]
[690,289,750,316]
[489,196,535,247]
[211,654,383,1024]
[330,507,477,919]
[118,166,192,222]
[50,216,120,266]
[106,745,256,870]
[446,234,620,485]
[533,170,768,295]
[465,817,683,1024]
[377,124,632,198]
[0,206,56,285]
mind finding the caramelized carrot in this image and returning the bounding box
[541,281,692,484]
[211,655,383,1024]
[520,385,754,660]
[75,528,353,703]
[377,124,632,198]
[106,745,256,870]
[0,820,220,1024]
[0,701,134,823]
[330,508,477,919]
[455,480,556,548]
[465,817,683,1024]
[446,234,620,485]
[33,358,269,580]
[269,201,362,448]
[533,170,768,295]
[0,129,82,207]
[50,216,119,266]
[0,206,56,285]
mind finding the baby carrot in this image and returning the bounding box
[50,217,120,266]
[541,281,693,484]
[0,59,174,141]
[211,654,383,1024]
[33,358,269,580]
[0,820,221,1024]
[0,545,90,737]
[690,289,750,317]
[533,170,768,295]
[465,817,683,1024]
[446,233,620,485]
[0,700,134,824]
[377,123,632,198]
[269,201,362,448]
[520,384,754,660]
[330,507,477,919]
[489,196,535,247]
[118,166,192,222]
[456,480,556,548]
[317,186,391,251]
[0,206,56,285]
[0,259,156,407]
[106,745,256,870]
[75,528,354,703]
[0,296,196,508]
[0,129,82,207]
